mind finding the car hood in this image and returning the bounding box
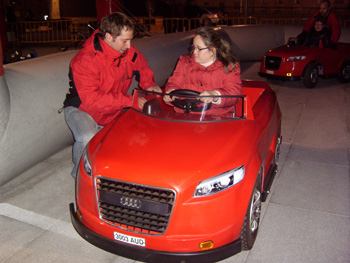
[266,44,319,57]
[88,110,257,190]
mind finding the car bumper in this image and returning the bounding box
[259,72,301,81]
[70,203,242,263]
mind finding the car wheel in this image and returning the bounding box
[240,172,262,250]
[338,60,350,83]
[303,63,318,88]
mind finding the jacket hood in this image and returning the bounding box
[184,55,238,73]
[187,55,224,71]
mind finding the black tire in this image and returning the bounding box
[338,61,350,83]
[240,172,262,250]
[303,63,318,88]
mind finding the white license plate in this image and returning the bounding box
[114,231,146,247]
[267,70,274,74]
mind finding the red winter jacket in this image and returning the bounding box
[303,10,341,43]
[165,55,242,116]
[64,30,157,126]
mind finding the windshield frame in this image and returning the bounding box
[131,88,246,123]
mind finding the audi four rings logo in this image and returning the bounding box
[120,196,142,209]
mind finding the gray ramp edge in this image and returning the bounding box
[0,75,10,142]
[0,24,348,186]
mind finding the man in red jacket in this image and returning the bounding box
[63,12,160,179]
[302,0,341,44]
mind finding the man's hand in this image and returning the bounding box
[147,86,162,93]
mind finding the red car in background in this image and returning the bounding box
[259,39,350,88]
[70,80,282,262]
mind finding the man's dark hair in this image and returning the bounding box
[321,0,331,7]
[99,12,134,40]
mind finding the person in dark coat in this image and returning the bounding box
[298,15,331,48]
[303,14,332,48]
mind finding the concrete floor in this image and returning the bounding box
[0,60,349,263]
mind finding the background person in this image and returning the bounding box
[164,27,242,116]
[62,12,160,179]
[305,15,331,48]
[298,14,331,48]
[302,0,341,44]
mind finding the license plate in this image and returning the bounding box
[114,231,146,247]
[267,70,274,74]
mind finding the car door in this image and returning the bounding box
[318,47,342,75]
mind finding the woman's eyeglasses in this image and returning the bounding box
[190,45,209,52]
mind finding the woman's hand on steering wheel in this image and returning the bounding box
[163,89,175,102]
[199,90,220,103]
[165,89,213,113]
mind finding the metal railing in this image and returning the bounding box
[6,16,349,45]
[69,17,98,41]
[260,18,309,25]
[7,18,98,46]
[138,17,258,34]
[8,20,73,44]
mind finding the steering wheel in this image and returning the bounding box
[169,89,212,113]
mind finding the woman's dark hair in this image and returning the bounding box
[189,27,239,72]
[98,12,134,39]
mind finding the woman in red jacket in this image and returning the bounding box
[164,26,242,116]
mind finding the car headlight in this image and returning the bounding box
[287,56,306,62]
[82,148,92,177]
[194,166,245,197]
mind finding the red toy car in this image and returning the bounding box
[70,80,282,262]
[259,39,350,88]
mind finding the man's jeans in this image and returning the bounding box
[64,107,103,179]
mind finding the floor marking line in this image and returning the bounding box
[0,203,80,239]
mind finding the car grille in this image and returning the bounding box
[96,177,175,235]
[265,56,282,70]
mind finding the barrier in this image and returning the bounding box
[0,39,10,144]
[139,17,259,34]
[260,18,309,25]
[8,17,349,45]
[6,18,98,47]
[0,51,77,186]
[8,20,74,44]
[0,24,349,186]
